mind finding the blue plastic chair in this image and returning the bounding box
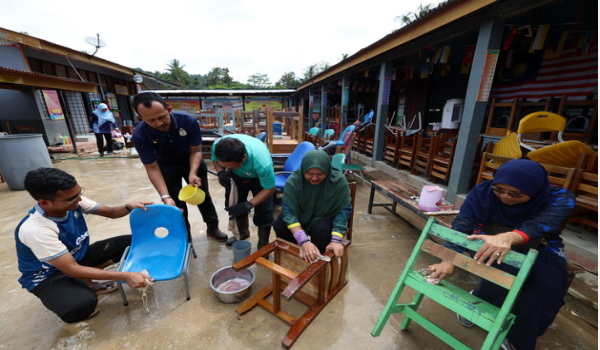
[361,109,375,126]
[309,127,320,136]
[274,141,316,195]
[323,129,334,140]
[117,204,193,306]
[256,131,267,142]
[333,125,357,146]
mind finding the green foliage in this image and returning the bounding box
[165,59,192,88]
[206,67,233,87]
[247,73,271,89]
[275,72,301,88]
[134,58,340,90]
[301,61,331,82]
[395,3,433,27]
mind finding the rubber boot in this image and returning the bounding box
[206,221,228,242]
[257,226,271,250]
[226,216,250,247]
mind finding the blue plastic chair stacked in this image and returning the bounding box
[273,141,316,203]
[117,204,193,306]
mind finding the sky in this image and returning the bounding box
[1,0,446,84]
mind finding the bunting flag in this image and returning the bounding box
[529,25,550,52]
[461,45,476,74]
[440,64,452,77]
[460,63,472,74]
[503,25,519,50]
[440,46,452,64]
[544,31,570,59]
[491,45,598,101]
[581,32,598,55]
[432,48,443,64]
[420,65,430,78]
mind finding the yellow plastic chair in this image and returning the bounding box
[517,111,566,151]
[527,140,598,168]
[492,132,522,159]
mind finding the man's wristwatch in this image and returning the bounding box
[244,201,254,211]
[161,195,171,202]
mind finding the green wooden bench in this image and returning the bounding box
[371,217,538,350]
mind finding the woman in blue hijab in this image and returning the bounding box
[429,159,576,350]
[89,103,116,157]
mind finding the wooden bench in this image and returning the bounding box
[367,180,457,229]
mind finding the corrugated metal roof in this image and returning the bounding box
[0,66,98,85]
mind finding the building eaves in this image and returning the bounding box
[0,66,99,93]
[296,0,497,90]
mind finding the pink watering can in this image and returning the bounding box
[418,185,444,212]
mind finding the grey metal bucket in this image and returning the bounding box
[0,134,53,190]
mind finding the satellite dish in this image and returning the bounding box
[133,74,144,84]
[85,34,106,56]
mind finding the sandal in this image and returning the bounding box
[91,281,118,295]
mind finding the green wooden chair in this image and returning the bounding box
[371,217,538,350]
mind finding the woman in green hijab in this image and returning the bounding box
[274,150,352,263]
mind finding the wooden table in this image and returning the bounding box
[367,180,457,228]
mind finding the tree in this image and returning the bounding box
[166,59,191,88]
[275,72,301,88]
[247,73,271,89]
[396,4,433,27]
[206,67,233,88]
[301,61,331,82]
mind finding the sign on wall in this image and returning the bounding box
[42,90,64,120]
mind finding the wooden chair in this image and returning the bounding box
[556,96,598,144]
[232,182,357,349]
[196,109,219,130]
[430,135,458,183]
[540,163,576,190]
[396,132,420,170]
[567,170,598,229]
[371,217,538,350]
[383,128,399,164]
[477,152,575,189]
[411,134,437,178]
[485,98,519,136]
[476,152,515,184]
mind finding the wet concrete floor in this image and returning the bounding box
[0,153,597,349]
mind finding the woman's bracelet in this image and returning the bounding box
[510,231,523,245]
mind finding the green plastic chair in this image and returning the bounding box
[331,153,367,185]
[372,217,538,350]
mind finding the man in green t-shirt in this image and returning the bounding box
[211,134,276,249]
